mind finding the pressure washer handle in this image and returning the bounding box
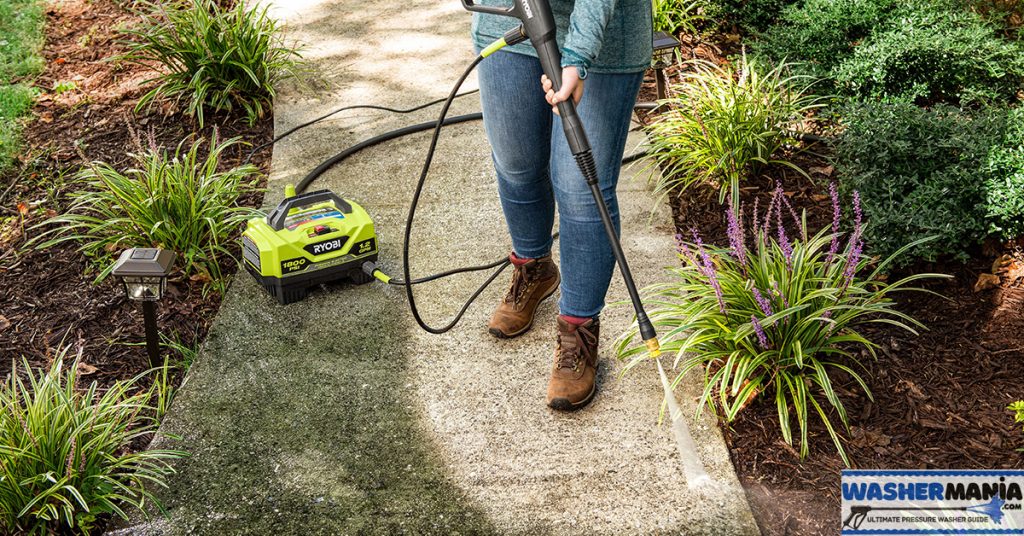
[267,189,352,231]
[461,0,591,155]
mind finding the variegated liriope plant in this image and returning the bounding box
[618,184,948,464]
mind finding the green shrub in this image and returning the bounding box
[754,0,895,79]
[836,101,1006,264]
[124,0,303,126]
[0,356,184,534]
[618,187,944,464]
[36,136,259,291]
[708,0,799,33]
[653,0,707,35]
[833,4,1024,105]
[645,54,823,207]
[985,108,1024,239]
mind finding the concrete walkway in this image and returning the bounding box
[114,1,758,534]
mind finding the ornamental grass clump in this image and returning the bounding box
[618,185,948,464]
[35,135,259,292]
[124,0,303,126]
[0,355,184,535]
[645,53,823,208]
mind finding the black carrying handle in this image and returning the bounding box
[267,189,352,231]
[460,0,515,16]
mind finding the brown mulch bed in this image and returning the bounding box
[0,0,272,388]
[640,61,1024,534]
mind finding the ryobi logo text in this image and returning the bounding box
[520,0,533,19]
[304,237,349,256]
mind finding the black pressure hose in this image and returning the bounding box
[243,90,481,166]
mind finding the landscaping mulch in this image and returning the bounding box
[0,0,272,389]
[645,68,1024,533]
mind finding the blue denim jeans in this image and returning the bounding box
[477,50,643,318]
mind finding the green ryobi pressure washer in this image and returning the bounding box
[242,185,378,304]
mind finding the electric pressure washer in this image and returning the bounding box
[241,0,661,357]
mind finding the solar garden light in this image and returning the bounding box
[652,31,682,101]
[111,248,176,367]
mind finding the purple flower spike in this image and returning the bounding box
[751,197,761,239]
[693,228,727,315]
[853,190,863,234]
[752,287,773,317]
[776,197,793,266]
[751,315,770,349]
[727,198,747,268]
[776,184,803,233]
[840,238,863,295]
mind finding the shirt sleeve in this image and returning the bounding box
[561,0,620,79]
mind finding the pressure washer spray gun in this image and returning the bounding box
[461,0,661,358]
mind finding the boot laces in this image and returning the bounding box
[504,263,534,304]
[556,324,597,371]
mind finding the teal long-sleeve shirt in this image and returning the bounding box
[471,0,653,77]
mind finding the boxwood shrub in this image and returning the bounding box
[835,101,1005,264]
[833,4,1024,105]
[755,0,894,79]
[757,0,1024,105]
[985,108,1024,240]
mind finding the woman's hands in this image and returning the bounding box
[541,66,584,116]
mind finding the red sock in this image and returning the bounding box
[559,314,592,326]
[509,252,532,266]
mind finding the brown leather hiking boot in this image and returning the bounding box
[547,316,600,411]
[487,254,560,338]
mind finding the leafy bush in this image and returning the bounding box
[985,108,1024,239]
[618,187,943,463]
[0,356,184,534]
[653,0,707,35]
[836,101,1006,263]
[754,0,895,79]
[37,136,259,291]
[124,0,303,126]
[832,4,1024,105]
[707,0,799,33]
[645,54,823,207]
